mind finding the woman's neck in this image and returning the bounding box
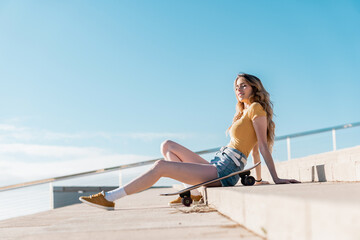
[242,99,252,109]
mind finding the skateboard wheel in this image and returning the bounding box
[182,196,192,207]
[241,177,246,186]
[244,176,255,186]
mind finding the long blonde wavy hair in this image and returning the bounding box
[228,73,275,150]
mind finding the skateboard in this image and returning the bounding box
[161,162,260,207]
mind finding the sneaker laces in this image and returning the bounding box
[91,192,104,199]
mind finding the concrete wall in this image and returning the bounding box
[260,145,360,183]
[51,186,117,209]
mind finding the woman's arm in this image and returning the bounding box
[251,144,269,185]
[251,143,261,180]
[252,116,300,184]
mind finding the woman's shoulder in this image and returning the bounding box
[248,102,266,118]
[249,102,264,110]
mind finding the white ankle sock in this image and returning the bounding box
[183,183,201,196]
[105,187,127,202]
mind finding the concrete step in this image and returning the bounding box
[206,182,360,240]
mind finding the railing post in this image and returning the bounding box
[332,129,337,151]
[49,182,54,209]
[287,137,291,160]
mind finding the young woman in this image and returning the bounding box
[79,73,300,210]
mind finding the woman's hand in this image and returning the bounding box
[254,180,270,185]
[274,178,301,184]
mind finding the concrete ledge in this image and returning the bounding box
[260,145,360,183]
[51,186,118,209]
[207,182,360,240]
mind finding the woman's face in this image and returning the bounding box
[235,77,253,103]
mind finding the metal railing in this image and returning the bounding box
[0,147,220,192]
[275,121,360,160]
[1,121,359,192]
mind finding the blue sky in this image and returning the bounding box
[1,0,360,185]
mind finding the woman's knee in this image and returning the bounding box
[152,159,167,175]
[160,140,176,156]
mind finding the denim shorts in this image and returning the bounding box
[210,147,247,187]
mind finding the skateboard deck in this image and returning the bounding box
[161,161,260,197]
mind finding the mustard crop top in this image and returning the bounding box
[227,102,267,157]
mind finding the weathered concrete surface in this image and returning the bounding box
[0,188,263,240]
[259,145,360,183]
[207,182,360,240]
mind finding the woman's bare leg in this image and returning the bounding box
[161,140,211,196]
[161,140,210,164]
[82,147,220,206]
[124,160,221,195]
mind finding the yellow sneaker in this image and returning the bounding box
[168,195,203,206]
[79,191,115,210]
[191,195,203,202]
